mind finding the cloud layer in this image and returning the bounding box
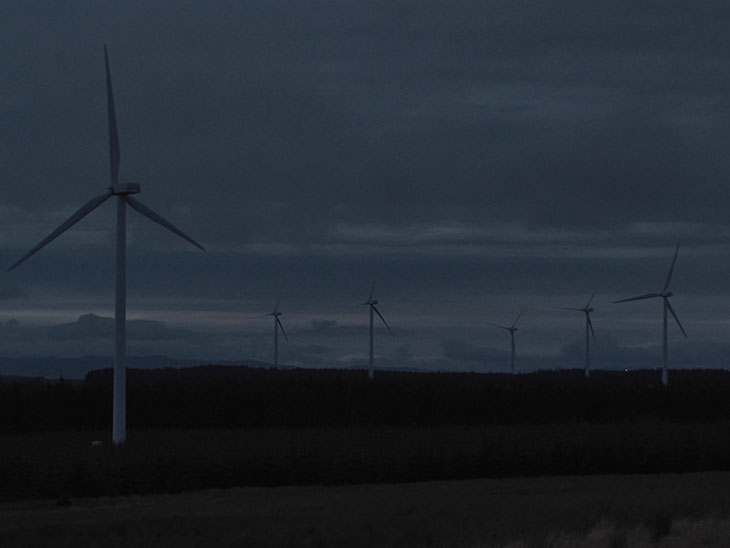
[2,2,730,372]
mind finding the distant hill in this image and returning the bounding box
[0,356,273,381]
[84,363,286,384]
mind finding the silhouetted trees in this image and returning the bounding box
[2,366,730,432]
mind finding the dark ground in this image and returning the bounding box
[2,472,730,547]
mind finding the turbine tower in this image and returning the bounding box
[560,293,597,377]
[8,46,204,444]
[268,295,288,368]
[488,313,522,374]
[613,244,686,386]
[363,282,392,380]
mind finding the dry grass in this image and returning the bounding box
[481,515,730,548]
[1,472,730,547]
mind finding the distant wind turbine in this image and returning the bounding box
[487,313,522,374]
[560,293,597,378]
[363,282,393,380]
[267,295,288,368]
[613,244,686,386]
[7,46,204,444]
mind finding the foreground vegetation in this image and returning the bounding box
[3,367,730,545]
[1,421,730,500]
[1,472,730,547]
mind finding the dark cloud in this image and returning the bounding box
[0,314,192,343]
[2,2,730,373]
[307,319,342,334]
[0,284,28,301]
[4,1,730,246]
[440,339,504,366]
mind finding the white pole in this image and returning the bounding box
[662,298,668,386]
[369,305,374,380]
[585,315,590,378]
[274,317,278,368]
[510,331,515,374]
[112,196,126,444]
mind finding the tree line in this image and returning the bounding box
[1,366,730,433]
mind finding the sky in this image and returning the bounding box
[2,1,730,376]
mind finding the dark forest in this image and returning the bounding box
[3,366,730,432]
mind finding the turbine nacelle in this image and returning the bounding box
[110,183,141,195]
[487,312,522,335]
[663,292,673,299]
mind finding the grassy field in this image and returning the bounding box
[2,471,730,547]
[2,422,730,500]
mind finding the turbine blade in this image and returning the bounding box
[8,191,113,271]
[276,317,289,342]
[666,299,687,338]
[585,292,596,309]
[486,321,510,331]
[126,196,205,251]
[557,307,584,312]
[511,311,523,329]
[587,314,597,346]
[104,45,120,186]
[372,305,393,336]
[368,279,376,302]
[663,244,680,293]
[273,292,282,314]
[613,293,662,304]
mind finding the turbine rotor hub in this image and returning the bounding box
[663,292,673,298]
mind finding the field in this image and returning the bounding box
[4,368,730,545]
[2,472,730,547]
[1,421,730,500]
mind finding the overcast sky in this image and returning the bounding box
[2,1,730,376]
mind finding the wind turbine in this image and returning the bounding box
[559,294,597,378]
[267,295,288,368]
[613,244,686,386]
[7,46,204,444]
[363,282,393,380]
[487,313,522,374]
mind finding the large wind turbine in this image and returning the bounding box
[363,282,392,380]
[267,295,288,368]
[8,46,204,444]
[560,294,597,377]
[487,313,522,374]
[613,244,686,386]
